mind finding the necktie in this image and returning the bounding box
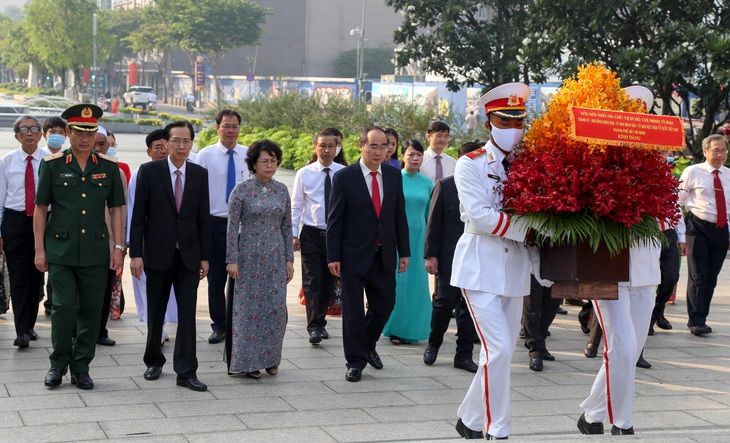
[226,150,235,203]
[370,171,381,218]
[323,167,331,223]
[435,154,443,180]
[501,157,511,174]
[174,170,183,213]
[713,170,727,228]
[25,155,35,216]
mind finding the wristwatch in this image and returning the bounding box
[114,244,126,252]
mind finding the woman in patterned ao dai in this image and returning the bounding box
[225,140,294,379]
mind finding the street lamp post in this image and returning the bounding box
[93,13,98,104]
[349,0,366,99]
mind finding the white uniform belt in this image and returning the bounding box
[465,224,489,236]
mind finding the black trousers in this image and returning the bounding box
[653,228,679,321]
[522,276,561,359]
[301,225,336,333]
[207,216,228,332]
[1,209,42,337]
[341,249,395,370]
[98,268,116,339]
[144,250,200,379]
[685,213,729,327]
[427,271,476,360]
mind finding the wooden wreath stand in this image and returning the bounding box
[540,240,629,300]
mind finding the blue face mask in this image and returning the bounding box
[667,156,675,164]
[47,134,65,149]
[106,147,117,157]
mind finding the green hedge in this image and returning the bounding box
[200,92,489,170]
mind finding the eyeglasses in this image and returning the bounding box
[220,125,240,131]
[168,138,193,147]
[366,144,388,151]
[256,159,278,166]
[708,149,729,155]
[150,145,169,151]
[18,127,41,134]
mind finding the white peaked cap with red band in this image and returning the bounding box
[625,85,654,111]
[476,82,530,119]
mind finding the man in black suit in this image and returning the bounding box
[327,126,410,382]
[130,120,211,392]
[423,142,480,373]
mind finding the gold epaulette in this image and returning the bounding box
[465,147,486,159]
[43,152,64,162]
[98,153,118,163]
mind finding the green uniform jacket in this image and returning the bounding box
[36,149,125,267]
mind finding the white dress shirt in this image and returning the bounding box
[0,146,49,232]
[194,141,249,217]
[168,157,187,190]
[359,159,383,205]
[678,161,730,225]
[420,147,457,183]
[291,160,345,237]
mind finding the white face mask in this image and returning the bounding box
[490,127,523,152]
[335,145,342,156]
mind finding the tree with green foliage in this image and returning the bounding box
[120,7,176,100]
[155,0,271,105]
[333,46,396,80]
[524,0,730,156]
[0,14,30,82]
[22,0,101,93]
[386,0,534,91]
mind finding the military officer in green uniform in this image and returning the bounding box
[33,104,126,390]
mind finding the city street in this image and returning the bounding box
[0,129,728,441]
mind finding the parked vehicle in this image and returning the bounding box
[123,86,154,110]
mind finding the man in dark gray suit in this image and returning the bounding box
[327,126,410,382]
[423,142,481,373]
[130,120,211,392]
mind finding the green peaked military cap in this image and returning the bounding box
[62,104,103,132]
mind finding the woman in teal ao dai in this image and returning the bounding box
[383,139,434,344]
[225,140,294,378]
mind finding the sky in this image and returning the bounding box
[0,0,25,14]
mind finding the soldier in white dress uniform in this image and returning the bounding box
[452,83,536,440]
[577,86,664,436]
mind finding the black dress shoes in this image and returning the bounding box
[454,359,478,373]
[690,325,711,336]
[423,346,438,365]
[654,316,672,330]
[144,366,162,380]
[455,418,483,439]
[208,330,225,344]
[44,367,66,388]
[611,425,634,435]
[529,357,543,372]
[518,327,525,339]
[309,330,322,344]
[366,350,383,369]
[636,354,651,369]
[176,377,207,391]
[13,334,30,348]
[320,328,329,339]
[542,352,555,361]
[577,412,604,434]
[96,336,116,346]
[486,435,508,440]
[71,372,94,390]
[345,368,361,382]
[647,326,655,336]
[584,343,598,358]
[28,330,38,341]
[556,306,568,315]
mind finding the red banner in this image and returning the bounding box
[129,63,138,86]
[570,107,685,150]
[83,68,90,84]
